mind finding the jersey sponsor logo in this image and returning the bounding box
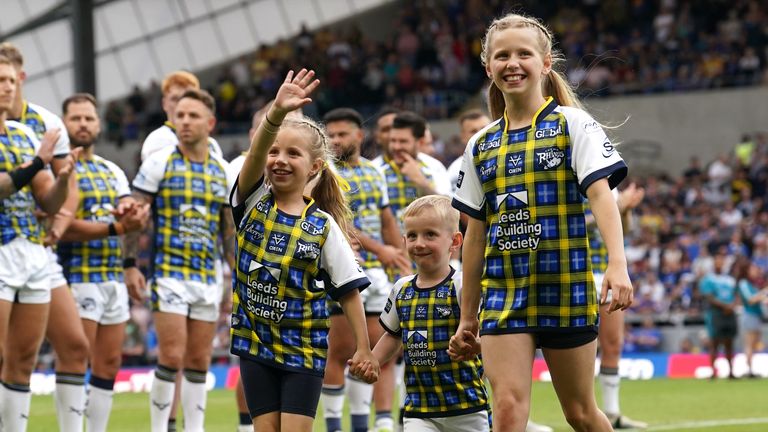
[294,239,320,260]
[479,162,497,181]
[534,125,563,139]
[267,233,287,254]
[405,329,436,367]
[506,152,525,176]
[179,204,210,244]
[456,171,464,188]
[210,180,227,198]
[243,223,264,242]
[415,304,428,319]
[535,146,564,170]
[254,200,270,215]
[602,139,615,158]
[493,207,543,251]
[300,220,323,236]
[583,121,602,134]
[384,298,393,313]
[79,297,97,312]
[477,138,501,152]
[495,190,528,210]
[244,260,287,323]
[88,203,116,224]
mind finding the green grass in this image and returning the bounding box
[27,378,768,431]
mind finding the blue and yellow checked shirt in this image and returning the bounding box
[0,122,43,245]
[230,180,369,375]
[585,206,609,274]
[452,98,627,335]
[58,155,131,283]
[13,101,70,156]
[379,156,436,229]
[380,270,488,418]
[133,146,230,284]
[335,158,389,269]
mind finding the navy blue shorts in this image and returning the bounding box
[535,327,598,349]
[239,358,324,419]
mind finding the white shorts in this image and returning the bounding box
[403,410,490,432]
[71,280,130,325]
[742,312,763,332]
[42,247,68,289]
[0,237,52,304]
[151,277,223,322]
[360,267,392,313]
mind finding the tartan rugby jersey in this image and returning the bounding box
[133,145,232,285]
[230,179,369,375]
[141,122,223,162]
[12,101,71,157]
[335,158,389,269]
[57,155,131,283]
[0,121,43,245]
[379,270,488,418]
[585,189,620,274]
[452,97,627,335]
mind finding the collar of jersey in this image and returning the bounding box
[500,96,557,134]
[268,192,317,219]
[164,121,176,131]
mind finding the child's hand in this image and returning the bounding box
[448,330,481,361]
[347,349,380,384]
[273,69,320,117]
[603,262,633,312]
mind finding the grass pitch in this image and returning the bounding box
[27,377,768,431]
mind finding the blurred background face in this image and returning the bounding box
[389,127,419,166]
[326,120,362,162]
[460,115,491,144]
[64,100,101,148]
[173,97,213,146]
[162,84,195,120]
[375,113,396,156]
[0,63,16,113]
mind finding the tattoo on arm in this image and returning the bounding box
[124,190,153,258]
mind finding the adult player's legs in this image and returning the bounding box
[2,302,50,431]
[543,340,612,432]
[81,319,126,432]
[181,317,216,432]
[322,313,357,432]
[481,333,536,432]
[598,302,647,429]
[151,311,188,432]
[46,284,90,432]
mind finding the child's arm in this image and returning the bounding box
[237,69,319,202]
[587,178,633,312]
[339,289,380,384]
[450,217,485,357]
[371,332,402,365]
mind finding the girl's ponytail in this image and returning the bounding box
[311,166,353,238]
[487,82,506,120]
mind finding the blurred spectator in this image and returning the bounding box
[624,316,663,353]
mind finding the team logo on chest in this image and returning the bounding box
[535,146,564,170]
[294,239,320,261]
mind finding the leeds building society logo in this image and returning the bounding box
[535,146,564,170]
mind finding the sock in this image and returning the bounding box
[150,364,178,432]
[599,365,621,415]
[181,368,208,432]
[374,411,394,431]
[167,418,177,432]
[321,384,344,432]
[55,372,87,432]
[1,382,32,432]
[237,412,252,432]
[347,375,373,432]
[86,375,115,432]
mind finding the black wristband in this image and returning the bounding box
[9,156,45,190]
[264,114,281,128]
[108,223,117,237]
[123,258,137,268]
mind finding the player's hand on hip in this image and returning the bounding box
[125,267,148,304]
[273,69,320,115]
[605,262,633,312]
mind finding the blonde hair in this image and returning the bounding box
[161,71,200,94]
[282,116,352,234]
[402,195,460,232]
[0,43,23,67]
[481,13,583,119]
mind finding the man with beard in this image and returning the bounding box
[57,93,150,432]
[321,108,410,432]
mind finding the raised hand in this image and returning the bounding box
[37,128,61,165]
[272,69,320,118]
[618,182,645,213]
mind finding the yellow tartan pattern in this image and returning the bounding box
[17,101,47,139]
[57,158,123,283]
[336,159,386,269]
[231,193,335,375]
[394,274,488,417]
[152,150,228,284]
[475,99,597,334]
[0,124,42,245]
[585,206,609,274]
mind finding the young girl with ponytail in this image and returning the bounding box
[449,14,632,432]
[230,69,379,432]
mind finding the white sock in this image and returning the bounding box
[237,426,252,432]
[321,384,345,432]
[2,383,32,432]
[150,365,178,432]
[55,373,87,432]
[347,375,373,432]
[181,369,208,432]
[599,366,621,415]
[86,377,115,432]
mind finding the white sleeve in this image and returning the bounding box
[230,177,268,228]
[447,157,463,194]
[321,217,370,301]
[103,159,131,197]
[132,149,169,194]
[379,279,406,335]
[562,107,627,194]
[140,128,175,162]
[376,169,390,208]
[208,136,224,158]
[420,153,451,196]
[451,137,486,220]
[34,104,70,156]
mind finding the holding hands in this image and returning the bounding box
[347,349,380,384]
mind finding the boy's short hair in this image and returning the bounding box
[161,71,200,94]
[402,195,459,232]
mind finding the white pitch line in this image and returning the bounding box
[647,417,768,431]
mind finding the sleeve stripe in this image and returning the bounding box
[379,318,401,337]
[452,197,484,220]
[328,276,370,301]
[579,161,628,195]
